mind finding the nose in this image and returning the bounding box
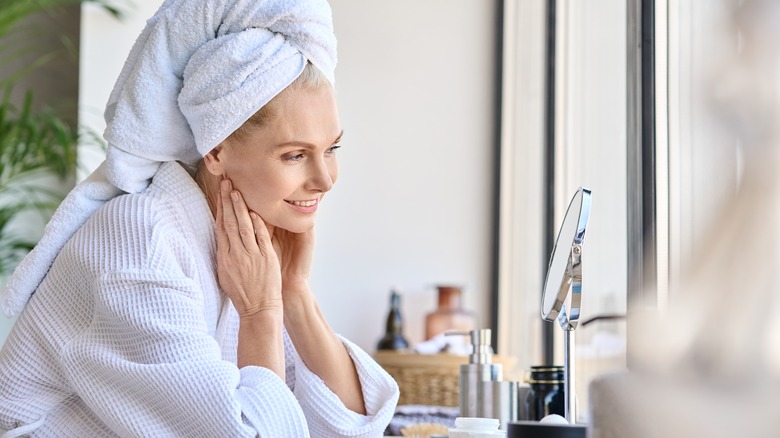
[306,156,336,192]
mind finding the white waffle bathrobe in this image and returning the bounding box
[0,162,398,437]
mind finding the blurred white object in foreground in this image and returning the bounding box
[590,1,780,436]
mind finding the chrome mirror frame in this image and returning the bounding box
[540,187,591,423]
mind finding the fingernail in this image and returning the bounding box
[231,191,239,202]
[221,179,229,192]
[250,212,257,220]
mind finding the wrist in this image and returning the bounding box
[239,304,284,325]
[282,278,310,296]
[237,308,285,373]
[283,279,311,302]
[282,287,317,324]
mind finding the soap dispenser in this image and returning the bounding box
[449,329,502,417]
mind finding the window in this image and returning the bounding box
[497,0,745,422]
[498,0,628,423]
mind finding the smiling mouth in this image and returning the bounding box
[285,199,318,207]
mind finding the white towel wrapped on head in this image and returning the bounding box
[2,0,337,316]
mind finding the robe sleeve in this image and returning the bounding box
[283,330,400,437]
[62,270,310,437]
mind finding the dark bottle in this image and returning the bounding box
[525,365,565,421]
[376,290,410,350]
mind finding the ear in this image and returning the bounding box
[203,144,227,176]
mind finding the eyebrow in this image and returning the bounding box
[275,130,344,150]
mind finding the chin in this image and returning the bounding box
[274,219,316,234]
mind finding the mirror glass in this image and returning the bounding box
[541,187,592,323]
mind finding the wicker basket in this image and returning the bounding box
[374,351,516,407]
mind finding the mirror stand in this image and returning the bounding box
[558,243,582,423]
[563,329,575,422]
[540,187,590,425]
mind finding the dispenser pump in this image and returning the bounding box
[467,328,493,365]
[447,329,503,419]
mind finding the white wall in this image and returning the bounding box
[75,1,498,352]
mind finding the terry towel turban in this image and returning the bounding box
[1,0,338,316]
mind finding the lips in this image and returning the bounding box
[284,197,320,213]
[286,199,318,207]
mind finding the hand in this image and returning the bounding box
[215,179,282,319]
[272,226,315,299]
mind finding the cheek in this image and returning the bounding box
[240,184,285,224]
[227,164,279,209]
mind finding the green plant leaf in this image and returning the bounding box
[0,0,123,277]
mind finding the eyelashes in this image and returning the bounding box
[283,145,341,162]
[285,153,305,162]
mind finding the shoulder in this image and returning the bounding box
[65,162,213,274]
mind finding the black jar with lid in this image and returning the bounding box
[525,366,565,421]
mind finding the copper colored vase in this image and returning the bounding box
[424,285,477,340]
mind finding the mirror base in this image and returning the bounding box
[507,421,586,438]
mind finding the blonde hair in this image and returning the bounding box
[228,62,330,142]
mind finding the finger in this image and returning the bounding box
[230,189,257,250]
[220,179,243,249]
[215,182,228,250]
[250,211,273,254]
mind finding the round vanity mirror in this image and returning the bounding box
[540,187,591,424]
[541,187,592,328]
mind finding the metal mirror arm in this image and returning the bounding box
[555,245,582,424]
[565,243,583,330]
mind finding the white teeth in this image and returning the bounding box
[289,199,317,207]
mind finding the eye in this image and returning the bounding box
[283,152,305,162]
[327,145,341,154]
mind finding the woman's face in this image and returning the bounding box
[208,85,341,233]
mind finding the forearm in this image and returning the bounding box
[284,289,366,414]
[237,311,285,380]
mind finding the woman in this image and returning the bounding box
[0,0,399,436]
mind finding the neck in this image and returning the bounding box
[195,162,220,219]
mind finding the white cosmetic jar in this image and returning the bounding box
[448,417,506,438]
